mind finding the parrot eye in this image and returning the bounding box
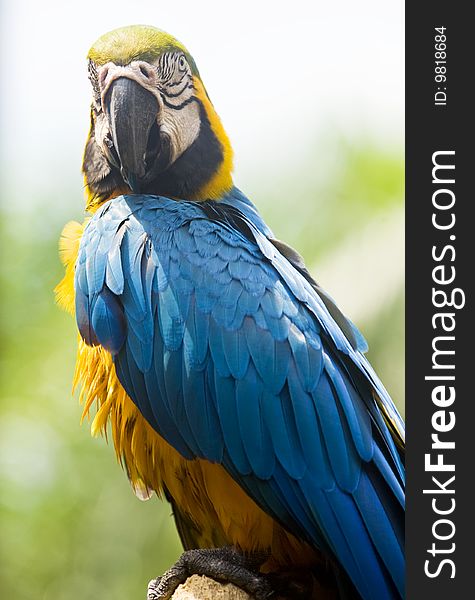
[178,55,187,71]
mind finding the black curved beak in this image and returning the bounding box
[104,77,159,192]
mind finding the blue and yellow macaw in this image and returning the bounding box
[56,25,405,600]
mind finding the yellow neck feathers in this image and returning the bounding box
[191,77,234,201]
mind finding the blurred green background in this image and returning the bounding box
[0,2,403,599]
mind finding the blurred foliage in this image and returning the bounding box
[254,137,404,261]
[0,138,403,600]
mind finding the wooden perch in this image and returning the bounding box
[171,575,253,600]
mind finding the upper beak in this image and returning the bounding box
[104,77,159,192]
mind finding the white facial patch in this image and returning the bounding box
[159,98,201,164]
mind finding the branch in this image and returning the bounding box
[171,575,253,600]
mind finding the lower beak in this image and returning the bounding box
[104,77,159,191]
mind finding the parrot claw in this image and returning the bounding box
[147,578,162,600]
[146,547,275,600]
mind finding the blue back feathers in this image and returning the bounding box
[75,187,405,600]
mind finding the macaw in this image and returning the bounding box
[56,25,405,600]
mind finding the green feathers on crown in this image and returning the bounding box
[88,25,200,76]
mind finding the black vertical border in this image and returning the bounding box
[406,5,472,599]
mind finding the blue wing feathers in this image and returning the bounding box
[245,325,287,395]
[184,301,209,366]
[182,364,223,461]
[220,325,249,380]
[142,351,194,459]
[105,223,126,294]
[75,288,99,347]
[372,445,404,508]
[75,191,405,600]
[152,362,197,459]
[353,472,404,596]
[215,373,253,475]
[116,342,158,433]
[323,486,397,600]
[208,318,232,378]
[261,386,307,480]
[324,354,374,463]
[287,363,334,489]
[90,287,126,355]
[162,348,205,458]
[260,287,283,319]
[235,363,276,479]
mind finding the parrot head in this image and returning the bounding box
[83,25,233,208]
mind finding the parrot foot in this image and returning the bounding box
[147,546,274,600]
